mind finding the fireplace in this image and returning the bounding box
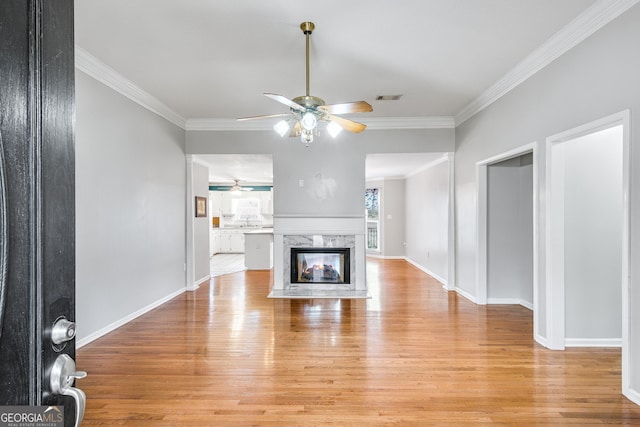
[291,248,350,284]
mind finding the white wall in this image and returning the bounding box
[405,160,450,283]
[487,155,533,306]
[454,4,640,399]
[564,126,622,340]
[75,71,186,344]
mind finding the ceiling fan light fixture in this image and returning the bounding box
[237,21,372,143]
[273,119,290,137]
[300,112,317,131]
[230,179,242,193]
[301,129,314,146]
[327,121,343,138]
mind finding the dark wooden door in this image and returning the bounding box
[0,1,79,426]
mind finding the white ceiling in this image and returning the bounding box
[75,0,599,182]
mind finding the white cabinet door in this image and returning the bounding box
[217,230,244,253]
[210,191,223,215]
[259,191,272,214]
[221,192,234,214]
[211,230,221,255]
[219,232,231,253]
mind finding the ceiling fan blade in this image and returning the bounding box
[237,113,290,122]
[264,93,306,112]
[289,121,301,137]
[319,101,373,115]
[327,115,367,133]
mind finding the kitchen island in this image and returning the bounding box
[244,228,274,270]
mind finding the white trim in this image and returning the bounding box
[404,257,448,287]
[365,254,403,260]
[545,135,566,350]
[76,287,186,348]
[535,333,548,348]
[75,46,186,129]
[188,274,210,291]
[475,143,537,308]
[545,111,631,395]
[455,0,640,125]
[185,116,455,131]
[625,388,640,406]
[565,338,622,348]
[476,163,488,305]
[455,286,478,304]
[486,298,533,310]
[446,153,456,291]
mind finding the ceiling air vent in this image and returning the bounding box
[375,95,403,101]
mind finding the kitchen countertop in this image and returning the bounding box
[243,228,273,235]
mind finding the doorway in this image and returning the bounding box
[486,153,534,308]
[546,110,630,399]
[476,143,538,311]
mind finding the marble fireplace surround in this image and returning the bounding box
[268,216,370,299]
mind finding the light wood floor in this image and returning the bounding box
[78,258,640,426]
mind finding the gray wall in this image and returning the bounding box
[405,160,450,282]
[192,162,210,283]
[75,71,186,343]
[487,155,533,306]
[381,179,405,257]
[187,129,454,218]
[454,4,640,393]
[564,126,622,340]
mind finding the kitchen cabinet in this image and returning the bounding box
[217,229,245,253]
[210,191,223,215]
[210,189,273,217]
[221,192,234,214]
[210,229,221,255]
[259,191,272,214]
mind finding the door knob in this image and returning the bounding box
[51,318,76,344]
[50,354,87,427]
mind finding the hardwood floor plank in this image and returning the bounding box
[78,258,640,425]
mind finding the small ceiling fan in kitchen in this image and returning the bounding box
[229,179,253,193]
[237,21,373,146]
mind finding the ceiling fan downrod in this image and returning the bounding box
[300,22,314,97]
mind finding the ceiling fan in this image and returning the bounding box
[229,180,253,192]
[237,22,373,146]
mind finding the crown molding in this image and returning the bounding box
[454,0,640,125]
[75,46,186,129]
[185,116,455,131]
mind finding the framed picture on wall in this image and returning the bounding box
[195,196,207,217]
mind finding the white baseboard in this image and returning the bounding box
[76,287,186,349]
[534,333,548,348]
[404,257,448,287]
[187,274,210,291]
[624,386,640,406]
[454,286,478,304]
[366,253,404,260]
[486,298,533,310]
[565,338,622,348]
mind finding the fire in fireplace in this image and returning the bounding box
[291,248,350,284]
